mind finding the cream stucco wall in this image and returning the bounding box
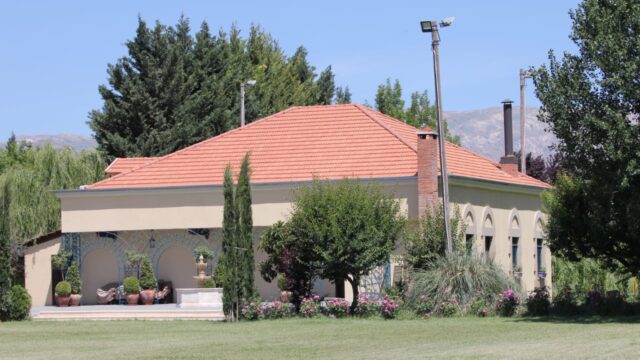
[24,238,61,307]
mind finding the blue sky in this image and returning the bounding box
[0,0,579,139]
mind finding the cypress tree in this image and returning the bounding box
[236,153,255,302]
[221,164,239,320]
[0,176,12,321]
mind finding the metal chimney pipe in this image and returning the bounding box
[502,99,514,157]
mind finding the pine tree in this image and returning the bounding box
[314,66,335,105]
[335,86,352,104]
[221,164,239,320]
[375,79,405,120]
[236,153,255,302]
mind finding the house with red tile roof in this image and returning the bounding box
[24,104,551,307]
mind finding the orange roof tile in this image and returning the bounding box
[105,157,159,175]
[89,104,550,190]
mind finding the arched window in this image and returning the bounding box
[533,212,546,273]
[461,204,476,255]
[508,209,522,271]
[481,207,496,260]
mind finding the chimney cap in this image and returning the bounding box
[501,99,514,104]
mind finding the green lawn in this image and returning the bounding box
[1,317,639,359]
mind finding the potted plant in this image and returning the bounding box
[123,276,140,305]
[126,251,145,278]
[537,267,547,279]
[138,257,157,305]
[277,273,292,303]
[51,250,71,281]
[67,262,82,306]
[513,265,523,279]
[54,281,71,307]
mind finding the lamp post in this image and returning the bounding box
[519,69,533,174]
[240,79,257,127]
[420,18,454,253]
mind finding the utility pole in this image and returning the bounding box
[421,18,454,253]
[240,80,256,127]
[519,69,532,174]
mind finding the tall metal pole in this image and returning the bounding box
[240,82,246,127]
[430,25,453,253]
[519,69,532,174]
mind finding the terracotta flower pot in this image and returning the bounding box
[55,295,70,307]
[140,289,156,305]
[126,293,140,305]
[69,294,82,306]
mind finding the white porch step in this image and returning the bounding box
[32,308,225,321]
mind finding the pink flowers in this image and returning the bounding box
[300,295,321,317]
[381,296,399,319]
[496,289,520,317]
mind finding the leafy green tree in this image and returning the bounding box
[288,180,405,311]
[90,18,343,161]
[139,257,157,290]
[335,86,352,104]
[221,164,239,320]
[374,79,459,144]
[0,175,12,321]
[66,262,82,294]
[236,153,256,302]
[533,0,640,276]
[404,206,465,271]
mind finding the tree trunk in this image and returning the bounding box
[347,275,359,313]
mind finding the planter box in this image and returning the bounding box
[176,288,223,309]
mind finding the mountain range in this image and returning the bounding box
[2,106,556,162]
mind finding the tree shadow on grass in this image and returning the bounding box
[513,315,640,324]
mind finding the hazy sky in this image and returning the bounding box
[0,0,580,139]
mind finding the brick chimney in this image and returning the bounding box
[417,131,439,217]
[499,99,518,176]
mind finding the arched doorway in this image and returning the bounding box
[157,246,196,302]
[82,248,118,305]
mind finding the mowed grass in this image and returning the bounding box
[1,317,640,359]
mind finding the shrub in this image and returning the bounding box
[54,281,71,297]
[193,246,214,262]
[324,298,349,318]
[413,295,434,318]
[212,254,225,287]
[201,278,216,288]
[551,287,580,316]
[300,295,321,317]
[600,291,627,316]
[66,262,82,294]
[496,289,520,317]
[262,301,295,319]
[139,257,157,290]
[123,277,140,294]
[438,298,460,317]
[469,298,491,317]
[525,287,551,316]
[354,296,380,317]
[411,253,518,310]
[51,251,71,280]
[240,301,262,320]
[381,296,399,319]
[276,273,287,292]
[8,285,31,321]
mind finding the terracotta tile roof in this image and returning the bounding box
[89,104,550,190]
[105,157,160,175]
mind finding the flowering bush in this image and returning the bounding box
[414,295,434,318]
[496,289,520,317]
[438,298,460,317]
[381,296,399,319]
[469,298,491,317]
[262,301,295,319]
[525,287,550,316]
[354,296,380,317]
[241,301,262,320]
[300,295,321,318]
[324,298,350,318]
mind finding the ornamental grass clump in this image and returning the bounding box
[324,298,349,318]
[496,289,520,317]
[411,253,518,312]
[300,295,321,317]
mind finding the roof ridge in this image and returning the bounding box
[88,106,299,189]
[353,104,418,153]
